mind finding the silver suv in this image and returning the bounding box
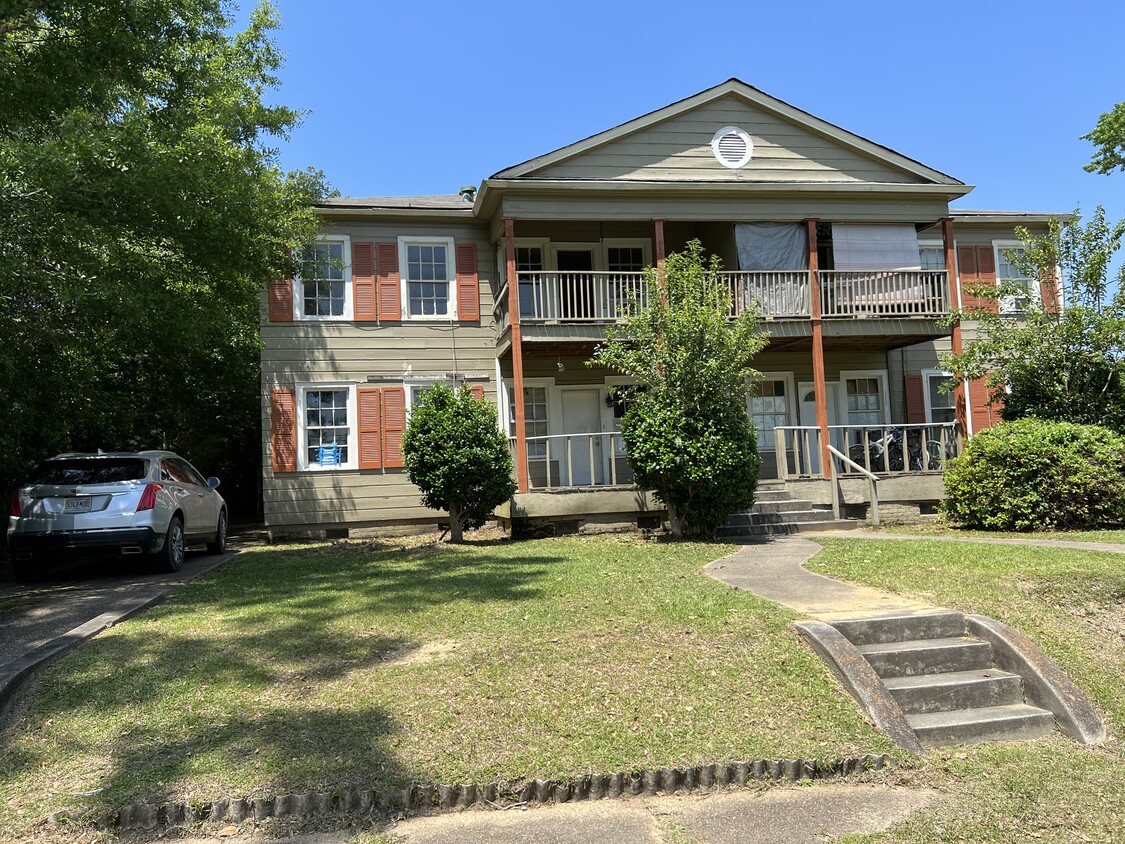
[7,451,227,579]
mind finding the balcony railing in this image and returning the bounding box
[819,270,949,318]
[497,270,949,326]
[774,422,961,479]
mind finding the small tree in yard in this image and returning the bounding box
[403,384,516,542]
[591,240,769,538]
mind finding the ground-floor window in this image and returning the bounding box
[749,376,793,450]
[923,370,958,424]
[508,384,550,458]
[844,376,885,427]
[297,384,357,470]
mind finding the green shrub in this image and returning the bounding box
[402,384,516,542]
[942,418,1125,530]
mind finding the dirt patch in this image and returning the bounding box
[380,639,462,666]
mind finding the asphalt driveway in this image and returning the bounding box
[0,547,239,673]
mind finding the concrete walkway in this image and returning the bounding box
[173,786,936,844]
[703,536,937,621]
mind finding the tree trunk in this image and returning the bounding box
[667,502,684,538]
[448,502,464,543]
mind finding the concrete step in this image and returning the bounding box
[748,499,815,515]
[746,509,834,526]
[907,704,1055,746]
[754,489,795,503]
[716,519,859,538]
[856,637,993,678]
[883,669,1025,714]
[830,610,966,647]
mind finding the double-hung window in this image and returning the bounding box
[995,242,1035,313]
[299,237,351,319]
[508,385,549,459]
[749,378,791,451]
[401,236,456,319]
[923,370,957,425]
[298,384,357,470]
[845,376,885,427]
[516,245,544,319]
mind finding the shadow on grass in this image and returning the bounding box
[0,543,560,817]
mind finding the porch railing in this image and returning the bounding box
[501,269,949,325]
[819,270,949,318]
[774,422,961,479]
[511,432,632,490]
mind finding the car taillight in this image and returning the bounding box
[137,483,162,512]
[9,489,20,518]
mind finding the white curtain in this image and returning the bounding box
[831,224,920,270]
[735,223,807,270]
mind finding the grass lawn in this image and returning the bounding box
[0,535,893,842]
[874,521,1125,545]
[810,537,1125,843]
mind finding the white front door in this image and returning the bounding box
[560,388,604,486]
[798,382,842,475]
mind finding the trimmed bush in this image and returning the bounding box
[942,418,1125,531]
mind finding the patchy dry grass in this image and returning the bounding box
[875,521,1125,545]
[0,535,892,841]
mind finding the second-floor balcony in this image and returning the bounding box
[497,269,949,329]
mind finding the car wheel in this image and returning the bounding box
[154,515,185,573]
[207,509,227,555]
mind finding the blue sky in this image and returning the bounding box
[243,1,1124,227]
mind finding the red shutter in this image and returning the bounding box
[455,242,480,321]
[268,279,293,322]
[357,387,382,469]
[905,374,925,423]
[969,376,998,434]
[956,245,978,310]
[376,243,401,321]
[975,245,998,314]
[470,384,485,401]
[271,389,297,472]
[352,242,376,321]
[381,386,406,468]
[1039,267,1060,313]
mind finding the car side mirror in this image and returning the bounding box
[206,477,221,489]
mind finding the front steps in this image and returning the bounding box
[832,610,1055,746]
[718,480,857,537]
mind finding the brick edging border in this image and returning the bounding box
[101,753,897,831]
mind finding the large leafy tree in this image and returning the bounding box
[591,241,768,538]
[0,1,326,516]
[402,384,516,543]
[943,208,1125,431]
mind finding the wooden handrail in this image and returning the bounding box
[827,444,880,526]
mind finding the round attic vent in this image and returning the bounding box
[711,126,753,169]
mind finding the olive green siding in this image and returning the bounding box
[534,95,928,184]
[261,219,502,532]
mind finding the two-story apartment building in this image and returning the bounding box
[261,79,1061,537]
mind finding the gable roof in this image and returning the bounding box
[491,78,963,187]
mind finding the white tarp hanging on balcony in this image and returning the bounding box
[735,223,807,270]
[831,224,921,270]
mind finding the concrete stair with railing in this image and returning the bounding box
[717,480,857,538]
[831,610,1055,746]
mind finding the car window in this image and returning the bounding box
[174,458,208,487]
[29,459,147,485]
[161,459,192,484]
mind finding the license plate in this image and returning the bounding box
[64,498,92,512]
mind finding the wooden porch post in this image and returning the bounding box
[806,218,831,479]
[653,218,666,267]
[504,217,530,493]
[942,216,969,439]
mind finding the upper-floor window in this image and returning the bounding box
[918,244,945,271]
[400,236,456,319]
[995,242,1037,313]
[298,237,352,320]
